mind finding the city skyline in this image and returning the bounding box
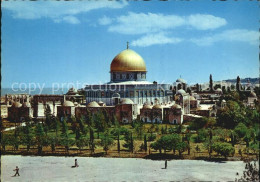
[2,1,259,89]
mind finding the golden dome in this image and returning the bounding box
[110,49,147,72]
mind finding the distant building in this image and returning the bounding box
[247,91,257,108]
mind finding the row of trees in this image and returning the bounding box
[1,109,153,155]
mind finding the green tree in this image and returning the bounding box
[151,134,181,154]
[230,130,238,146]
[144,134,148,152]
[176,141,187,157]
[94,111,107,139]
[194,129,208,143]
[60,137,74,154]
[78,116,87,136]
[217,100,245,129]
[9,135,20,151]
[243,129,254,148]
[249,141,259,158]
[111,120,127,153]
[150,140,162,154]
[85,114,95,154]
[21,122,34,151]
[212,142,235,159]
[75,137,88,153]
[195,145,200,156]
[234,123,247,139]
[203,137,214,158]
[100,131,114,154]
[54,117,61,137]
[35,123,45,154]
[60,117,69,138]
[184,131,191,155]
[236,76,241,92]
[188,117,208,130]
[158,135,173,153]
[45,104,52,127]
[1,134,11,152]
[209,74,213,92]
[49,136,59,152]
[133,119,144,140]
[70,116,78,134]
[123,130,134,153]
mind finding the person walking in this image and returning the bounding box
[165,160,167,169]
[75,159,79,167]
[13,166,20,176]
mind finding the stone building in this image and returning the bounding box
[57,100,75,119]
[168,104,183,124]
[247,91,257,108]
[73,98,138,124]
[7,102,33,121]
[140,102,184,124]
[175,89,190,114]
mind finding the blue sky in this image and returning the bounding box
[2,1,259,89]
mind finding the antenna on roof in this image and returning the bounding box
[127,41,129,49]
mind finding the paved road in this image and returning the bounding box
[1,155,246,182]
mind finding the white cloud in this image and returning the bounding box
[108,12,185,35]
[55,16,80,24]
[98,16,113,25]
[187,14,227,30]
[2,1,127,24]
[131,33,182,47]
[190,29,259,46]
[107,12,226,35]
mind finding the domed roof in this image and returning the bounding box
[152,104,162,109]
[110,49,146,72]
[120,98,134,105]
[98,101,106,106]
[143,104,152,109]
[249,91,257,97]
[171,104,182,109]
[176,78,187,83]
[67,87,78,95]
[12,102,22,108]
[63,101,74,107]
[87,101,100,107]
[22,102,31,107]
[177,89,186,95]
[190,96,196,101]
[215,88,222,93]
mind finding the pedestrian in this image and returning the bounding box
[165,160,167,169]
[13,166,20,176]
[75,159,79,167]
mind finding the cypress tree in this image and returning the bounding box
[209,74,213,92]
[236,76,241,91]
[144,134,147,152]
